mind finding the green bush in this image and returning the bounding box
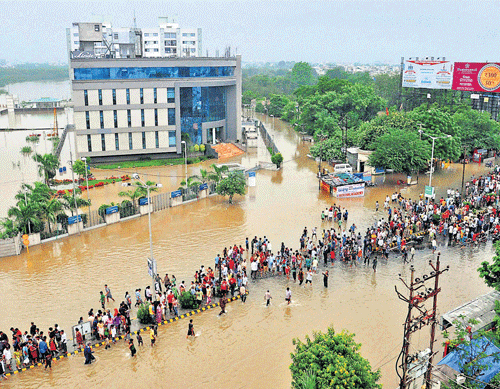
[179,291,198,309]
[137,303,155,324]
[98,204,110,218]
[200,144,206,152]
[194,144,200,152]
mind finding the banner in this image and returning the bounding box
[334,183,365,198]
[402,59,453,89]
[452,62,500,92]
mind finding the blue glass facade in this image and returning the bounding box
[180,86,226,145]
[74,66,235,80]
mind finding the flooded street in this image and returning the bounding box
[0,114,495,388]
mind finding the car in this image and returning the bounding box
[333,164,353,174]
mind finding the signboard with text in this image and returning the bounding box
[333,183,365,198]
[68,215,82,225]
[402,59,453,89]
[425,185,435,198]
[171,190,182,198]
[452,62,500,92]
[139,197,149,206]
[105,206,119,215]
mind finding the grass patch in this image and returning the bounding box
[96,156,212,170]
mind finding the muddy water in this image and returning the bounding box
[0,115,495,388]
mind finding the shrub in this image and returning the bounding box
[194,144,200,152]
[200,144,206,152]
[179,291,198,309]
[137,303,155,324]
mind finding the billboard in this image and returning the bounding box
[402,59,453,89]
[452,62,500,92]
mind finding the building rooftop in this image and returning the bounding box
[28,97,61,103]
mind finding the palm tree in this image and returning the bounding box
[33,153,60,185]
[60,190,91,216]
[179,176,201,190]
[42,198,63,234]
[7,201,42,235]
[208,163,229,183]
[119,181,159,209]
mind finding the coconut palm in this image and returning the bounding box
[119,181,159,209]
[208,163,229,183]
[33,153,60,185]
[60,190,91,216]
[42,198,63,234]
[7,201,43,235]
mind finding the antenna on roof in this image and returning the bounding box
[133,10,137,29]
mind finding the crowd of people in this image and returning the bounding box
[3,167,500,378]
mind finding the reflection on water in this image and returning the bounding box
[0,114,495,388]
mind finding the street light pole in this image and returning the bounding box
[181,140,187,184]
[429,137,435,188]
[82,157,91,224]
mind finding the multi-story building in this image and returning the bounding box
[70,56,242,162]
[67,17,201,60]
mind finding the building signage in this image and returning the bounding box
[321,181,330,193]
[402,59,453,89]
[105,205,119,215]
[70,50,97,59]
[334,183,365,198]
[139,197,149,206]
[452,62,500,92]
[171,190,182,198]
[199,183,208,191]
[68,215,82,225]
[248,171,256,187]
[425,185,435,198]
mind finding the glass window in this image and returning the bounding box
[168,108,175,125]
[94,25,100,32]
[115,133,119,150]
[169,131,176,147]
[153,88,157,104]
[167,87,175,103]
[140,88,144,104]
[164,40,176,46]
[126,88,130,104]
[74,66,235,80]
[84,90,88,106]
[87,134,92,152]
[101,134,106,151]
[113,110,118,128]
[144,33,150,37]
[141,109,145,127]
[155,131,159,148]
[180,86,226,145]
[153,33,158,37]
[154,108,158,126]
[100,111,104,129]
[127,109,131,127]
[98,89,102,105]
[112,89,116,105]
[142,132,146,149]
[85,111,90,129]
[129,132,133,150]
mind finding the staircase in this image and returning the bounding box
[55,124,74,159]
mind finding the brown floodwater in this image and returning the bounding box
[0,114,494,388]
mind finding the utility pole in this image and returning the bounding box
[395,254,449,389]
[461,145,467,196]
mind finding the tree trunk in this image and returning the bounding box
[229,195,233,204]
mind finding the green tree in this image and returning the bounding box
[72,159,89,179]
[310,136,343,163]
[20,146,32,156]
[290,327,381,389]
[7,201,43,235]
[216,171,246,203]
[452,107,500,154]
[373,73,400,108]
[290,62,317,86]
[41,198,62,234]
[33,153,59,185]
[478,242,500,290]
[268,94,290,117]
[60,189,91,216]
[271,153,284,169]
[208,163,229,183]
[368,129,431,174]
[442,315,499,389]
[242,90,258,105]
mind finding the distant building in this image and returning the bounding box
[66,17,202,60]
[70,55,242,162]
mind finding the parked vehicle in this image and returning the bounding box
[333,164,353,174]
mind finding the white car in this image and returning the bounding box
[333,164,353,174]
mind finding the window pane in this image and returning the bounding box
[168,108,176,125]
[167,87,175,103]
[169,131,176,147]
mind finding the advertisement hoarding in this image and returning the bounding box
[402,59,453,89]
[333,183,365,198]
[452,62,500,92]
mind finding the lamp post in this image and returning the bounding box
[131,173,162,300]
[81,157,91,223]
[418,130,452,192]
[180,140,187,184]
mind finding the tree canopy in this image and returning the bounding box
[216,171,246,203]
[368,129,431,174]
[290,327,381,389]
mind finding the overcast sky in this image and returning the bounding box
[0,0,497,65]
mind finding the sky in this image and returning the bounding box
[0,0,498,65]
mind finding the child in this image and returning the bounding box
[136,332,143,346]
[110,325,117,343]
[129,339,136,357]
[186,319,195,338]
[99,291,105,310]
[150,328,156,347]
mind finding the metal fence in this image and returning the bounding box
[151,192,170,212]
[258,122,280,155]
[182,186,199,202]
[119,203,137,218]
[209,182,217,195]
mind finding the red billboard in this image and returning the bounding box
[452,62,500,92]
